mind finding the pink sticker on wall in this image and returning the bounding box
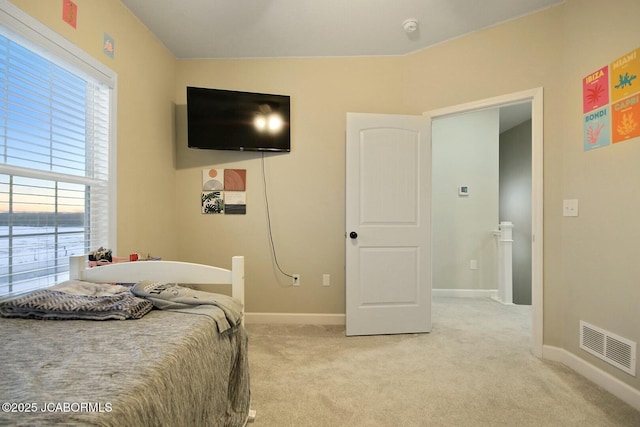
[62,0,77,29]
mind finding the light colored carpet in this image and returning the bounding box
[246,297,640,426]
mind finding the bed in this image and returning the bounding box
[0,255,252,427]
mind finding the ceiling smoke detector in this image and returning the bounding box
[402,18,418,33]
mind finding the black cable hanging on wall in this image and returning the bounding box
[261,152,294,280]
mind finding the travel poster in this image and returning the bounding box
[612,93,640,143]
[610,48,639,103]
[583,46,640,151]
[583,66,609,113]
[584,106,611,151]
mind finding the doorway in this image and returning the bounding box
[425,88,543,357]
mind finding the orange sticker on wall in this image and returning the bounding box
[62,0,77,29]
[611,94,640,143]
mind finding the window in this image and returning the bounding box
[0,4,116,297]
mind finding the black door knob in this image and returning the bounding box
[349,231,358,239]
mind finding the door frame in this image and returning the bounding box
[424,87,544,357]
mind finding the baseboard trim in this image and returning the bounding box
[433,288,498,299]
[245,312,345,325]
[245,291,499,324]
[543,345,640,411]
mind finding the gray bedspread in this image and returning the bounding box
[132,280,243,333]
[0,307,251,426]
[0,285,153,321]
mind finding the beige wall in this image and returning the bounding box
[559,0,640,388]
[9,0,179,259]
[8,0,640,390]
[174,57,405,314]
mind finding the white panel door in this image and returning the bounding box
[346,113,431,336]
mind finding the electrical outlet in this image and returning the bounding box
[292,274,300,286]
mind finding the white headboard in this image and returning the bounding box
[69,255,245,305]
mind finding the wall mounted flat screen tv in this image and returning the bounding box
[187,86,291,152]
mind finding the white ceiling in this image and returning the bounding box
[121,0,563,59]
[121,0,541,130]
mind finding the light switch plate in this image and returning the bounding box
[563,199,579,217]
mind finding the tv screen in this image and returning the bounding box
[187,86,290,152]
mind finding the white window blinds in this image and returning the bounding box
[0,18,113,296]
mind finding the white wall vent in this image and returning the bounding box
[580,321,636,376]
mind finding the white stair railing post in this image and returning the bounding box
[493,221,514,304]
